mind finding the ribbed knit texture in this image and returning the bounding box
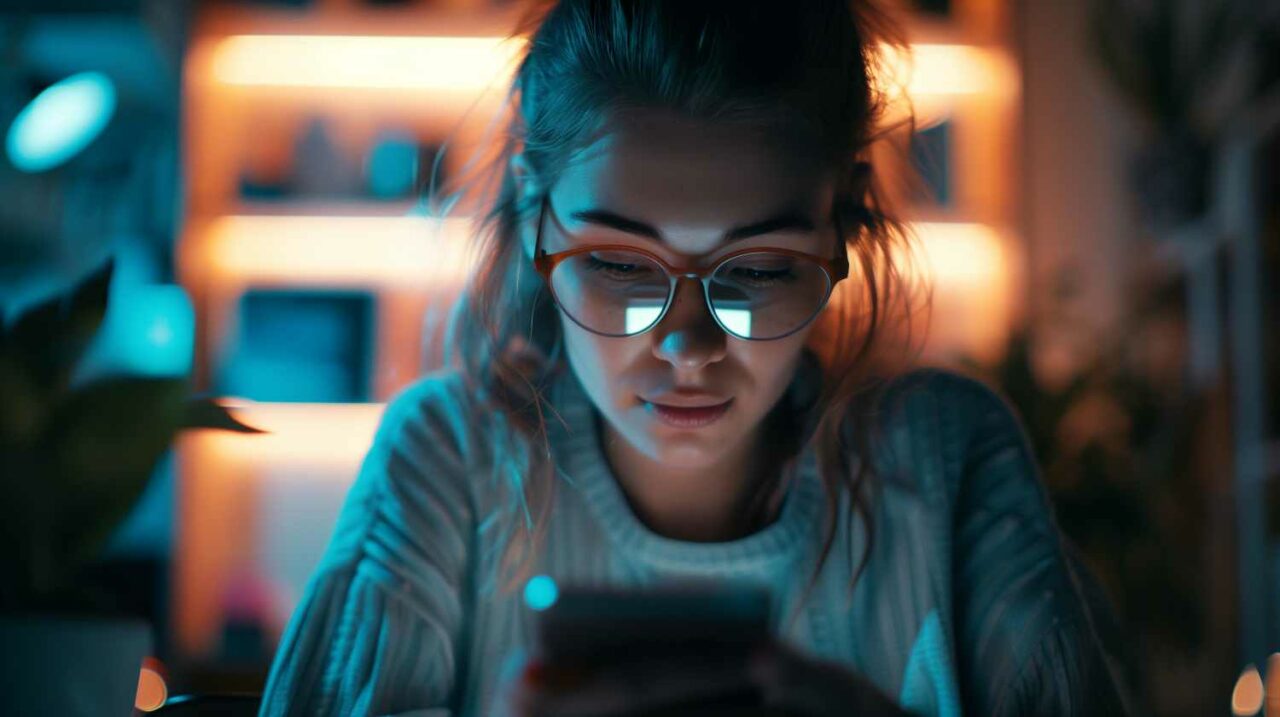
[258,367,1132,717]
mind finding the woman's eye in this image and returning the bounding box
[730,266,795,284]
[585,255,651,278]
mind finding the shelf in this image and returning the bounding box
[181,212,476,289]
[195,2,524,40]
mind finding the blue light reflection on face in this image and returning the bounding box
[6,71,117,173]
[523,574,559,611]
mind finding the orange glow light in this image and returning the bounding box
[193,215,476,287]
[210,35,526,91]
[189,401,385,468]
[206,35,1009,104]
[134,657,168,712]
[1232,664,1264,716]
[174,402,386,657]
[885,44,1017,97]
[904,221,1007,288]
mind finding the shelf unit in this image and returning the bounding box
[175,0,524,660]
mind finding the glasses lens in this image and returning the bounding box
[549,249,670,336]
[708,252,831,340]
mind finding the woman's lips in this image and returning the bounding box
[641,398,733,428]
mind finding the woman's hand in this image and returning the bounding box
[493,639,910,717]
[749,639,911,717]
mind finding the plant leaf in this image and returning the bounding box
[2,258,114,401]
[40,375,189,584]
[183,397,266,434]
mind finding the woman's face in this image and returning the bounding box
[517,108,839,470]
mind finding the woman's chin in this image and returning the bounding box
[641,433,734,470]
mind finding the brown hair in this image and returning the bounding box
[430,0,925,607]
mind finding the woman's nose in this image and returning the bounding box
[650,277,728,369]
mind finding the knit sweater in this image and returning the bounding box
[258,366,1131,716]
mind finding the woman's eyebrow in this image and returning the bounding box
[568,207,816,242]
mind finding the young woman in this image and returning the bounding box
[260,1,1133,715]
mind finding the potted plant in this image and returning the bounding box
[1088,0,1279,234]
[0,258,262,716]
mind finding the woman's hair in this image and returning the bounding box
[430,0,925,608]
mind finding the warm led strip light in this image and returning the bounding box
[208,36,1012,98]
[907,221,1007,287]
[886,44,1017,97]
[188,401,385,468]
[210,35,527,91]
[197,214,476,286]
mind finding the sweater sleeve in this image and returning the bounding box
[259,375,477,717]
[947,376,1134,717]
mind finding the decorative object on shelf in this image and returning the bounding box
[365,130,421,200]
[909,119,952,208]
[292,116,363,200]
[216,289,376,403]
[237,170,293,201]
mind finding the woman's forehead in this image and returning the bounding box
[551,111,836,251]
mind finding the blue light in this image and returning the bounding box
[74,284,195,383]
[6,71,117,173]
[523,574,558,611]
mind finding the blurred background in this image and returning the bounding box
[0,0,1276,714]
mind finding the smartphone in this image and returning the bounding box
[533,581,772,665]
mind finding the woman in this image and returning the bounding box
[260,1,1133,715]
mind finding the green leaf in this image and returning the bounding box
[183,397,266,434]
[38,376,189,587]
[2,258,114,401]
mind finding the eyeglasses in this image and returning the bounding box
[531,195,849,341]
